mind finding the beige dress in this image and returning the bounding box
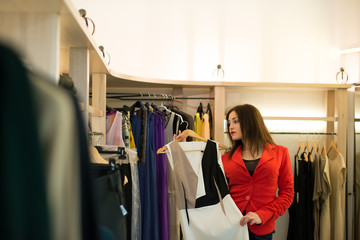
[328,152,347,240]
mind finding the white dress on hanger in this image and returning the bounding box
[166,140,249,240]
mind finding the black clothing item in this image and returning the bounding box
[94,170,127,240]
[196,102,204,119]
[195,140,229,208]
[287,153,313,240]
[206,103,213,139]
[243,158,260,176]
[171,108,195,141]
[119,163,133,240]
[0,44,50,240]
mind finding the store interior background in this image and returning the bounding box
[70,0,360,239]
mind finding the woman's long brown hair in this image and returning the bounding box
[225,104,275,159]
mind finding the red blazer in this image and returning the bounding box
[222,143,294,235]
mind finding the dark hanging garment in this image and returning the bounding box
[0,44,50,240]
[93,168,127,240]
[171,108,195,142]
[206,103,213,139]
[154,113,170,240]
[287,153,310,240]
[196,102,204,119]
[130,102,147,163]
[171,108,195,137]
[119,163,132,240]
[138,113,160,240]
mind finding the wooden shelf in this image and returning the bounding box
[0,0,109,75]
[107,71,353,89]
[263,116,337,121]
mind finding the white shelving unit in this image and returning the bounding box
[0,0,108,143]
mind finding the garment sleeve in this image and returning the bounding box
[255,148,294,225]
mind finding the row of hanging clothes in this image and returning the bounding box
[95,95,215,240]
[287,136,347,240]
[194,102,213,140]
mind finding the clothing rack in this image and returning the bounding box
[104,93,175,101]
[99,92,215,101]
[94,146,127,160]
[175,97,215,100]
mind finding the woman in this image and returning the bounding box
[222,104,294,240]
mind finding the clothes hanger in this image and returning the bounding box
[320,139,327,156]
[310,134,317,155]
[156,129,228,154]
[295,140,304,155]
[158,103,189,129]
[326,140,340,156]
[89,145,108,164]
[295,139,308,162]
[316,140,321,155]
[304,139,313,162]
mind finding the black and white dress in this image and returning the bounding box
[166,140,249,240]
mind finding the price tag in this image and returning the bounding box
[120,205,128,216]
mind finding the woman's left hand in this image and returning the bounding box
[240,212,262,226]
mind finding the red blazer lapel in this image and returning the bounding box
[231,146,248,171]
[256,143,275,169]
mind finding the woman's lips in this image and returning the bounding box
[230,131,235,135]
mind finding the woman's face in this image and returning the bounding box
[228,111,242,141]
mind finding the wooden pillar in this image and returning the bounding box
[91,73,107,145]
[326,90,336,146]
[336,88,348,240]
[214,86,226,145]
[337,88,348,161]
[70,48,90,124]
[346,87,355,240]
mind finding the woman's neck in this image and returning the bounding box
[241,144,263,160]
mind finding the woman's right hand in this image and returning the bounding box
[173,130,186,142]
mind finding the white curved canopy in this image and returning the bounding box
[73,0,360,83]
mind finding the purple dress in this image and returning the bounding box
[154,112,169,240]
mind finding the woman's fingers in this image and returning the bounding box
[249,219,257,225]
[240,212,262,226]
[240,216,249,226]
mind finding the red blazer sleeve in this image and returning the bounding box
[255,148,294,224]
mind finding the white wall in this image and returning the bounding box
[73,0,360,83]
